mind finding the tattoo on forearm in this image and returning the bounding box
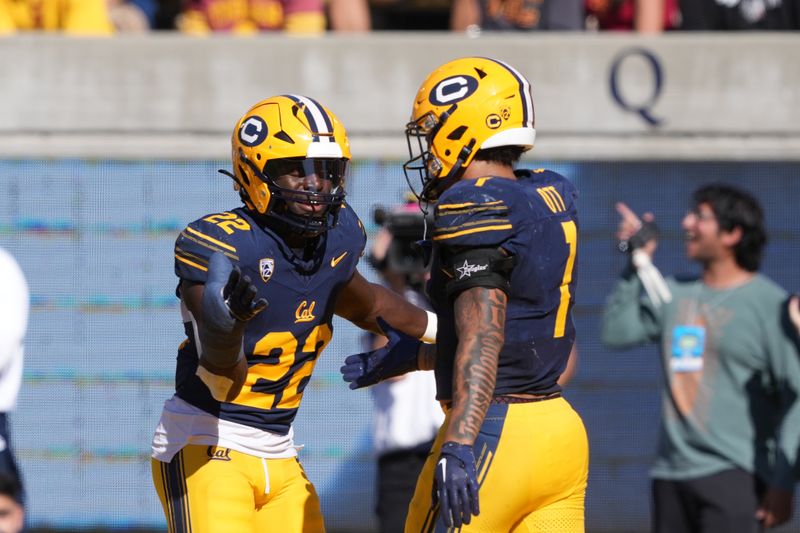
[447,287,506,444]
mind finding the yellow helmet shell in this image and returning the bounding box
[406,57,536,200]
[230,94,351,216]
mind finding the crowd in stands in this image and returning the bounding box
[0,0,798,34]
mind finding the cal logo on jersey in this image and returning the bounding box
[259,258,275,283]
[295,301,316,323]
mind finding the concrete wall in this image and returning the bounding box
[2,33,799,159]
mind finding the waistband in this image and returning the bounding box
[491,392,562,404]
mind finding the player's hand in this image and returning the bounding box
[203,252,267,332]
[756,487,793,528]
[788,294,800,336]
[615,202,658,256]
[222,259,268,322]
[434,441,480,528]
[340,317,420,389]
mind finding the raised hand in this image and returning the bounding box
[340,317,420,389]
[615,202,658,256]
[204,252,267,332]
[222,259,268,322]
[434,442,480,528]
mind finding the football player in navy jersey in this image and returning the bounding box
[341,57,589,531]
[150,95,436,533]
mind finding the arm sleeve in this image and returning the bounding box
[601,271,663,348]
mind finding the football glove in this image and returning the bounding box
[340,317,420,389]
[200,252,267,368]
[203,252,267,330]
[434,441,480,528]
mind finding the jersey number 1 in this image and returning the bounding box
[554,220,577,338]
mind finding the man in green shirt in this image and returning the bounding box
[602,183,800,532]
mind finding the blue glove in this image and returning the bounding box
[340,317,421,389]
[203,252,267,330]
[434,441,480,528]
[200,253,267,368]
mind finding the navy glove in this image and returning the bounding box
[340,317,420,389]
[434,441,480,528]
[203,252,267,331]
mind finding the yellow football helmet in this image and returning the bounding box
[222,94,351,235]
[404,57,536,202]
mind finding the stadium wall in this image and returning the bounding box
[1,33,800,160]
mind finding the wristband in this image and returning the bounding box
[420,310,437,344]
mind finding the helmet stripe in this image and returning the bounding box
[284,94,334,143]
[486,58,534,128]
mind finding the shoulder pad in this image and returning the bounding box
[336,202,368,258]
[174,212,247,283]
[433,178,514,248]
[521,168,578,216]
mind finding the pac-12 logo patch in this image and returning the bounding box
[429,75,479,106]
[259,258,275,283]
[239,116,268,147]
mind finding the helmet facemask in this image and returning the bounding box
[403,107,472,204]
[240,152,347,237]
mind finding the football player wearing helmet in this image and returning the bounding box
[341,57,588,531]
[150,95,436,533]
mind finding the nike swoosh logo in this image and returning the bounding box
[331,251,348,268]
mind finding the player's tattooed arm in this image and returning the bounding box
[445,286,506,445]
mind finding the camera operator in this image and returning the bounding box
[365,198,444,533]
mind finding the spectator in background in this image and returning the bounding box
[585,0,679,32]
[107,0,158,31]
[0,0,114,34]
[451,0,584,33]
[0,248,27,515]
[327,0,371,31]
[679,0,800,30]
[0,473,23,533]
[364,198,445,533]
[369,0,450,30]
[152,0,182,29]
[602,184,800,532]
[177,0,326,34]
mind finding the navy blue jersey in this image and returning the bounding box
[172,205,366,435]
[428,169,579,401]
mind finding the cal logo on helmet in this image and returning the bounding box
[239,116,268,147]
[429,75,479,106]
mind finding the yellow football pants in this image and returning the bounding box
[406,397,589,533]
[152,445,325,533]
